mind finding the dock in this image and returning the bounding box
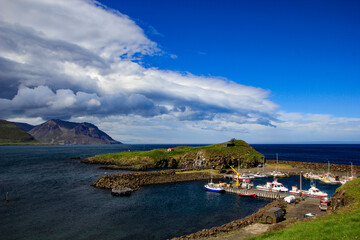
[224,187,290,199]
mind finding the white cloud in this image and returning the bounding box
[0,0,358,143]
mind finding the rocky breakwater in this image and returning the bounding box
[172,200,287,240]
[266,160,360,175]
[92,169,222,191]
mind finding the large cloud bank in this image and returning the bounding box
[1,0,359,143]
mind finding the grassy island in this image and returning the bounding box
[83,139,264,170]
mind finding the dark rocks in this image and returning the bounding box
[172,201,287,239]
[266,160,359,175]
[92,169,221,191]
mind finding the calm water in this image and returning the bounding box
[252,144,360,165]
[0,144,357,240]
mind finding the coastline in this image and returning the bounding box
[89,160,358,239]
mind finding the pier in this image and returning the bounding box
[224,187,290,199]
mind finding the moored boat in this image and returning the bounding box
[256,179,288,192]
[204,182,225,193]
[289,185,328,198]
[238,193,256,198]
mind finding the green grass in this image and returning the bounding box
[247,178,360,240]
[86,140,263,169]
[0,120,38,144]
[267,164,293,169]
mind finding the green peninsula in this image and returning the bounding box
[82,139,264,170]
[0,120,39,145]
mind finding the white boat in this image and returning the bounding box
[204,182,225,193]
[256,179,288,192]
[204,170,225,193]
[253,172,268,178]
[270,171,289,178]
[290,185,328,198]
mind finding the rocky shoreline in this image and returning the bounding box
[266,160,359,175]
[172,200,287,239]
[92,169,222,190]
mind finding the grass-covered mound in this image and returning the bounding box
[247,178,360,240]
[0,120,39,145]
[83,139,263,170]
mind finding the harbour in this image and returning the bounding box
[0,144,358,240]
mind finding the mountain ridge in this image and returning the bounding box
[28,119,121,145]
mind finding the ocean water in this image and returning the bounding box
[0,144,356,240]
[252,144,360,165]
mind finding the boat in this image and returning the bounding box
[204,170,225,193]
[289,185,328,198]
[256,179,288,192]
[270,171,289,178]
[204,182,225,192]
[253,172,268,178]
[238,193,256,198]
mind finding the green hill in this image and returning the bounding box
[83,139,264,170]
[0,120,38,145]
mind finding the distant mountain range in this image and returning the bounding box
[0,119,121,145]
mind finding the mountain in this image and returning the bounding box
[28,119,121,145]
[12,122,35,132]
[0,120,38,144]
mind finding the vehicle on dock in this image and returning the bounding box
[319,197,329,211]
[256,179,288,192]
[289,185,328,198]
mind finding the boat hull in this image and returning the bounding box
[238,193,256,198]
[205,186,225,193]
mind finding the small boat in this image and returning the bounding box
[239,193,256,198]
[256,179,288,192]
[111,187,133,196]
[270,171,289,178]
[205,170,225,193]
[253,172,268,178]
[289,185,328,198]
[204,182,225,193]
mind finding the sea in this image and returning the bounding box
[0,144,359,240]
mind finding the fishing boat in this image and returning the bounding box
[256,179,288,192]
[319,161,341,184]
[204,182,225,192]
[204,170,225,193]
[238,193,256,198]
[289,185,328,198]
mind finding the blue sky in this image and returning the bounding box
[102,0,360,117]
[0,0,359,143]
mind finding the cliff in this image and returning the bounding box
[28,119,121,144]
